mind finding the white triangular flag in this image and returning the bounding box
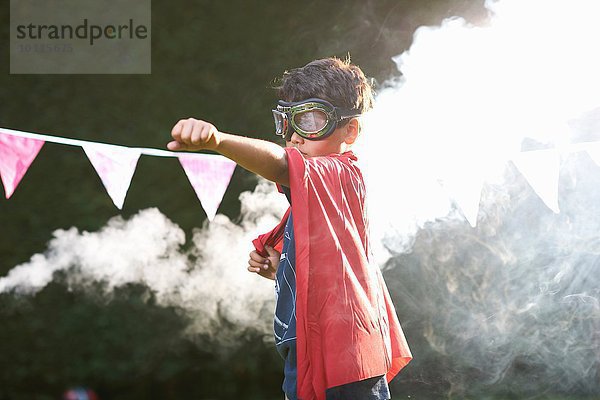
[585,141,600,167]
[511,149,560,213]
[439,174,485,227]
[83,143,141,209]
[178,153,236,221]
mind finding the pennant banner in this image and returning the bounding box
[0,127,237,220]
[178,153,237,221]
[0,131,45,199]
[83,143,141,209]
[6,125,600,225]
[511,149,560,213]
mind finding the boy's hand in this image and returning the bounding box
[167,118,221,151]
[247,246,280,281]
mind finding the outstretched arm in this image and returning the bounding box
[168,118,289,186]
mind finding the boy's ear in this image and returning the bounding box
[343,118,360,144]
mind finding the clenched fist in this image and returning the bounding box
[167,118,221,151]
[248,246,281,281]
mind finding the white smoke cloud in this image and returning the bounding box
[0,180,288,345]
[356,0,600,260]
[351,0,600,395]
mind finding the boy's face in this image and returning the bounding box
[273,98,361,156]
[272,97,360,148]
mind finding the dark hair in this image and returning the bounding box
[276,57,374,114]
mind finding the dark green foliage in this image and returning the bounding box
[0,282,283,399]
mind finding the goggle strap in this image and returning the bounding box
[335,109,361,120]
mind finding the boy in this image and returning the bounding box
[168,57,412,400]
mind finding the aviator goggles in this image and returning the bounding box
[272,98,361,141]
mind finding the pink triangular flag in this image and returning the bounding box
[511,149,560,213]
[178,153,236,220]
[0,131,45,199]
[83,143,141,209]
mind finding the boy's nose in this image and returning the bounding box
[289,131,304,144]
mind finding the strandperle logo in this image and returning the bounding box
[15,18,149,46]
[10,0,151,74]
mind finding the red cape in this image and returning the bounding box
[253,147,412,400]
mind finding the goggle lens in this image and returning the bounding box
[272,110,288,137]
[293,110,328,135]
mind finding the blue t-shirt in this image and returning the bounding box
[274,211,298,398]
[273,212,390,400]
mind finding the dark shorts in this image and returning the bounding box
[285,375,390,400]
[325,375,390,400]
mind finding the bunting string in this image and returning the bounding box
[0,126,236,220]
[0,126,183,158]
